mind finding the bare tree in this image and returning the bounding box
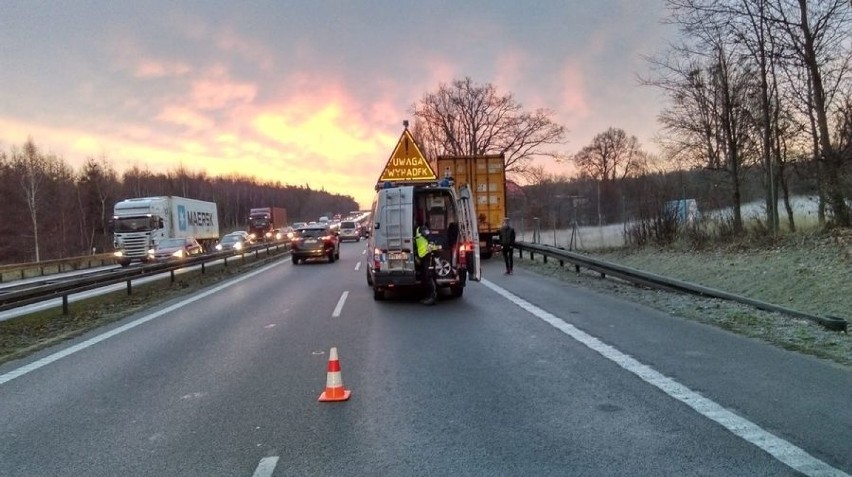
[572,128,648,225]
[769,0,852,226]
[411,77,565,176]
[11,139,49,261]
[77,156,120,252]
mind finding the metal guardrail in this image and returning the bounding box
[0,242,290,316]
[515,241,848,332]
[0,254,117,283]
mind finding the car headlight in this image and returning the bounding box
[172,249,185,258]
[234,242,243,250]
[215,244,223,251]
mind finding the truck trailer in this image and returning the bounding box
[112,196,220,267]
[247,207,288,241]
[435,154,506,259]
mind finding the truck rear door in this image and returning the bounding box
[455,185,481,281]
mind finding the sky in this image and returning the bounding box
[0,1,677,209]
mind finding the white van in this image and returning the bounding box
[366,183,480,301]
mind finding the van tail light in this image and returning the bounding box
[458,242,469,267]
[373,248,383,271]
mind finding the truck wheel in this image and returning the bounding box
[118,259,131,268]
[373,287,385,300]
[292,257,300,265]
[366,268,373,286]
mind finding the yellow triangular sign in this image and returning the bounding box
[378,128,437,184]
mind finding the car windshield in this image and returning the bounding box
[341,221,356,228]
[158,238,185,248]
[297,228,327,238]
[221,235,241,244]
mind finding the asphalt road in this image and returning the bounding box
[0,241,849,476]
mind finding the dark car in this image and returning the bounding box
[215,232,249,253]
[148,237,203,262]
[338,221,362,242]
[290,224,340,264]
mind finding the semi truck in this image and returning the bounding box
[247,207,288,241]
[112,196,220,267]
[435,154,506,259]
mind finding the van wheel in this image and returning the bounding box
[292,257,300,265]
[373,287,385,300]
[366,269,373,286]
[449,286,464,298]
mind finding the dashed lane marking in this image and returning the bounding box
[251,456,279,477]
[332,291,349,318]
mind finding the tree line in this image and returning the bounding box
[0,139,357,264]
[410,1,851,237]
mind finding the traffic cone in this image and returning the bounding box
[318,347,351,402]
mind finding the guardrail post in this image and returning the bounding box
[126,280,132,295]
[224,256,229,267]
[170,270,175,282]
[62,295,69,315]
[575,264,580,273]
[201,262,205,274]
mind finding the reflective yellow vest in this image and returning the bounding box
[414,227,429,258]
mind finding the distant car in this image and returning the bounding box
[148,237,203,261]
[292,222,307,229]
[290,224,340,264]
[273,226,295,242]
[338,221,362,242]
[215,232,249,253]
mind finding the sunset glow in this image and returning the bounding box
[1,1,676,208]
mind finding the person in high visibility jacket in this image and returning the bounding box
[414,223,438,305]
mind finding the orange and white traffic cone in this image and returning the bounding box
[318,347,351,402]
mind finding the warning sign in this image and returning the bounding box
[377,128,437,184]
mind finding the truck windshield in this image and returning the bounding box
[250,218,270,227]
[114,216,157,233]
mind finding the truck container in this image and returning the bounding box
[435,154,506,258]
[247,207,288,241]
[112,196,219,267]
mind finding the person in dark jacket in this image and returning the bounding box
[499,217,516,274]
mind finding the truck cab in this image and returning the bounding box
[366,182,480,301]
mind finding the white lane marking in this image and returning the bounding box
[354,262,361,271]
[0,260,288,386]
[482,279,849,477]
[332,291,349,318]
[361,248,366,255]
[252,456,279,477]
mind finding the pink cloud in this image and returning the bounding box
[156,106,214,130]
[134,59,191,79]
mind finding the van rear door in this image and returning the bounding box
[456,185,481,281]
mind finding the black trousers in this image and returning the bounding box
[419,252,437,299]
[502,246,514,271]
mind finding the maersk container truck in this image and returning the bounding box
[247,207,288,241]
[112,196,220,267]
[436,154,506,259]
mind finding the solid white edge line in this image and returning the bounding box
[481,279,849,477]
[252,456,279,477]
[0,259,288,386]
[332,291,349,317]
